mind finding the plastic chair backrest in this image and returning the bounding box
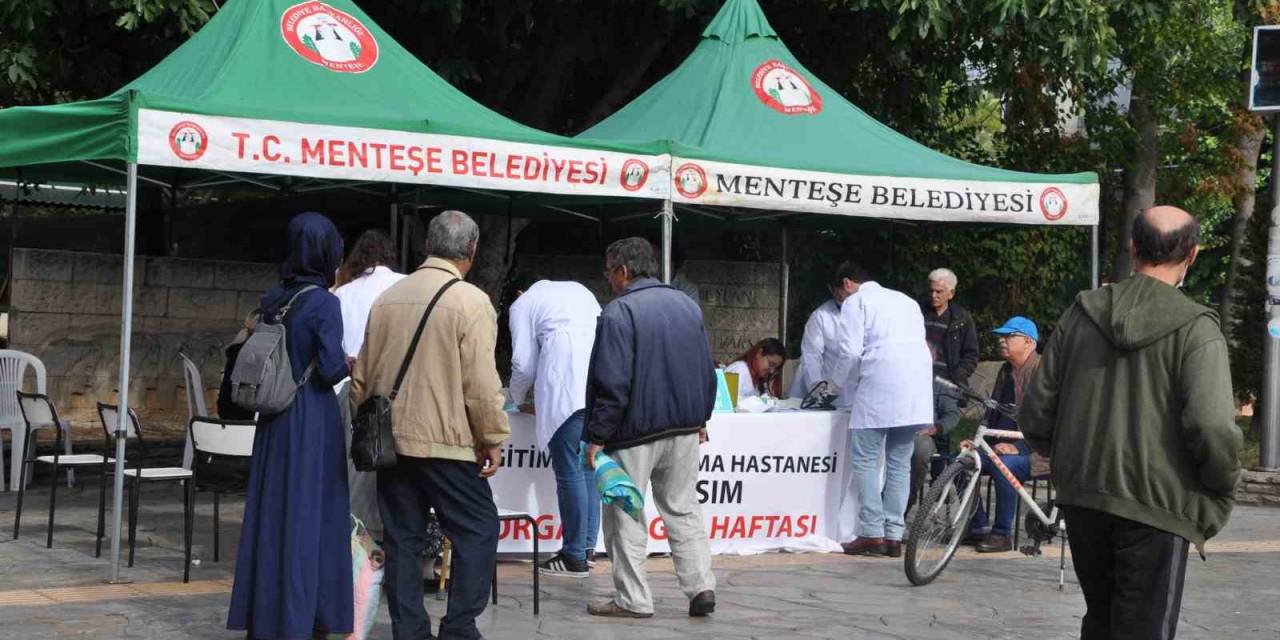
[0,351,47,427]
[97,402,142,442]
[189,417,255,457]
[179,353,208,422]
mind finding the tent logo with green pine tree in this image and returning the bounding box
[752,60,822,116]
[281,1,380,74]
[1039,187,1069,221]
[620,159,650,191]
[167,121,209,162]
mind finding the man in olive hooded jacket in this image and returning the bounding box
[1021,206,1241,640]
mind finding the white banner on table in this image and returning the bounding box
[492,411,851,555]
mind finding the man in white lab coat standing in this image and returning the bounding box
[831,261,934,558]
[787,272,850,399]
[508,274,603,578]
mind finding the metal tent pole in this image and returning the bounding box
[1261,116,1280,471]
[389,202,398,269]
[660,199,673,283]
[779,226,789,344]
[109,162,139,582]
[1091,224,1100,289]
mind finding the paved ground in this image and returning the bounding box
[0,476,1276,639]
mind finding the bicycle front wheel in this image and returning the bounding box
[904,458,978,586]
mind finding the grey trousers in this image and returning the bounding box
[602,433,716,614]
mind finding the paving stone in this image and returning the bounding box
[0,485,1275,640]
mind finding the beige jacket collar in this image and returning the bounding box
[419,256,464,278]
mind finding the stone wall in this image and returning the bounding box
[1238,470,1280,506]
[513,255,782,363]
[686,261,781,363]
[6,249,782,443]
[7,248,277,440]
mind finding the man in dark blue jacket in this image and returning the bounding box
[584,237,718,620]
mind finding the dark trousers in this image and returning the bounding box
[1062,505,1190,640]
[378,456,498,640]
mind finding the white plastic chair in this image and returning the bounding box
[178,353,208,470]
[0,350,72,491]
[188,416,256,580]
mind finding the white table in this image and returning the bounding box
[492,410,861,555]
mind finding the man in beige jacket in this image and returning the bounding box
[351,210,509,640]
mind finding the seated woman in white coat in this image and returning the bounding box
[724,338,786,403]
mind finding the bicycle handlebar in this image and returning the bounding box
[934,376,1019,422]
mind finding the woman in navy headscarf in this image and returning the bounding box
[228,212,353,639]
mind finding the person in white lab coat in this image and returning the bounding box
[724,338,786,403]
[508,274,602,578]
[332,229,405,538]
[830,261,933,558]
[787,275,851,399]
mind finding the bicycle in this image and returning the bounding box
[903,377,1067,587]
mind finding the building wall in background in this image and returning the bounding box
[7,248,276,441]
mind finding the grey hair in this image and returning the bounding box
[427,210,479,260]
[928,268,958,291]
[605,237,659,280]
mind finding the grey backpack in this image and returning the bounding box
[229,285,319,415]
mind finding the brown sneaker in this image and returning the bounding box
[841,537,887,556]
[885,540,902,558]
[588,600,653,618]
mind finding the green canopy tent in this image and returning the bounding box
[578,0,1102,289]
[0,0,671,581]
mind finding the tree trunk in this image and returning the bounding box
[1112,85,1159,281]
[470,213,532,303]
[579,32,671,130]
[1220,108,1267,343]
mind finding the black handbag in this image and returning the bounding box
[351,276,460,471]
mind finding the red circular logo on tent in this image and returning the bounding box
[674,163,708,199]
[620,160,650,192]
[168,121,208,162]
[281,1,379,74]
[752,60,822,115]
[1040,187,1069,221]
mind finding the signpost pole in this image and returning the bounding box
[1261,115,1280,470]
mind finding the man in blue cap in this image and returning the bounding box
[965,316,1044,553]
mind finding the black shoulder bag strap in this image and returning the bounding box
[388,277,461,401]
